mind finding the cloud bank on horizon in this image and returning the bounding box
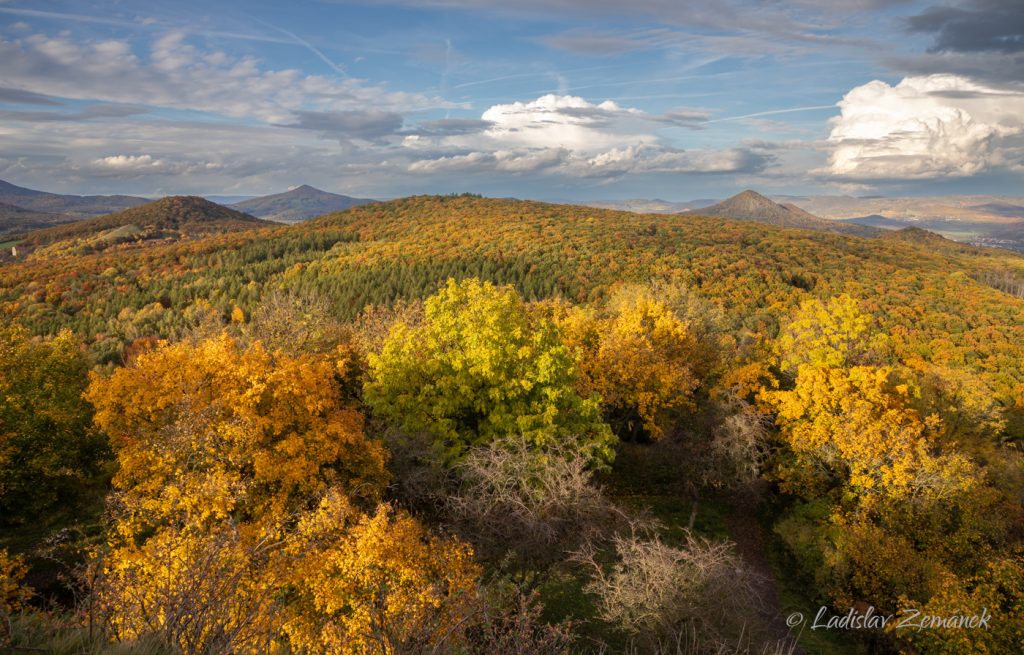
[0,0,1021,199]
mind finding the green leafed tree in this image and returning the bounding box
[0,324,110,525]
[364,278,615,466]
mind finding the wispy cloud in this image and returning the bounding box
[0,6,144,28]
[0,30,447,124]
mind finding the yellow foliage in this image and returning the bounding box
[898,558,1024,654]
[0,548,32,615]
[95,523,285,652]
[775,294,888,373]
[278,491,481,655]
[86,332,481,653]
[901,356,1007,450]
[558,285,701,439]
[365,278,614,465]
[770,364,975,503]
[96,489,481,654]
[85,332,388,533]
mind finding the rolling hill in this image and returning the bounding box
[14,196,271,259]
[3,193,1023,655]
[3,194,1022,358]
[231,185,374,223]
[838,214,909,230]
[683,190,880,237]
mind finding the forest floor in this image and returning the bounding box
[605,441,866,655]
[723,481,804,653]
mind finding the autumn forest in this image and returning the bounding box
[1,193,1023,654]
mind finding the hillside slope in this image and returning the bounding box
[15,196,271,258]
[0,202,66,237]
[3,195,1022,399]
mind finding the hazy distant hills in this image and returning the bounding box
[4,176,1023,252]
[582,198,700,214]
[806,196,1024,251]
[0,202,66,237]
[17,196,271,258]
[204,195,258,205]
[682,190,881,238]
[838,214,909,230]
[590,191,1024,251]
[0,179,147,224]
[231,185,374,223]
[779,194,1024,224]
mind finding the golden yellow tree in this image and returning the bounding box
[277,491,481,655]
[774,294,887,373]
[557,285,701,439]
[95,491,481,655]
[899,558,1024,655]
[86,333,482,654]
[768,295,975,504]
[769,364,975,503]
[86,332,388,534]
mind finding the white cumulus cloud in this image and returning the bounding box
[405,94,764,178]
[824,74,1024,180]
[92,154,163,169]
[480,94,654,152]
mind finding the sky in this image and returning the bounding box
[0,0,1022,200]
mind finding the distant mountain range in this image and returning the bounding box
[0,180,375,238]
[231,185,374,223]
[681,190,880,238]
[581,198,701,214]
[591,191,1024,251]
[0,179,148,218]
[776,194,1024,224]
[3,178,1023,253]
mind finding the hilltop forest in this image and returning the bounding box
[1,194,1023,654]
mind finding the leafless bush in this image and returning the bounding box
[576,531,764,651]
[448,437,626,576]
[247,288,346,355]
[592,627,799,655]
[467,588,576,655]
[702,392,772,491]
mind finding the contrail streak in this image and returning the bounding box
[0,7,139,27]
[254,19,348,78]
[703,104,836,123]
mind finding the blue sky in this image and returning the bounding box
[0,0,1022,199]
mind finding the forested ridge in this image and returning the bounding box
[1,194,1022,654]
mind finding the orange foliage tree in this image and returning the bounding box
[85,332,481,653]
